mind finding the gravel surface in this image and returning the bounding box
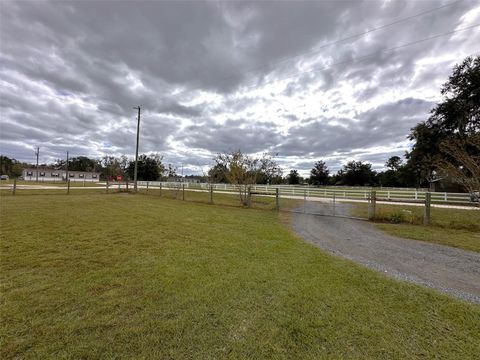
[291,201,480,303]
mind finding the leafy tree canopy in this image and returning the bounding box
[309,160,329,185]
[337,161,376,186]
[408,56,480,183]
[127,154,164,181]
[287,170,301,185]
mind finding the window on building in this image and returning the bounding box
[92,174,98,178]
[69,173,75,177]
[79,174,84,178]
[51,173,59,177]
[27,171,33,176]
[40,172,45,177]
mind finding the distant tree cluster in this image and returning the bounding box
[0,155,26,178]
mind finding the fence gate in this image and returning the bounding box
[277,188,370,220]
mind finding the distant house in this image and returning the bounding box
[22,168,101,182]
[429,176,466,193]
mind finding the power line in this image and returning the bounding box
[213,0,466,86]
[271,50,479,120]
[35,146,39,183]
[240,23,480,91]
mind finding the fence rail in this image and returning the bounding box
[137,182,476,206]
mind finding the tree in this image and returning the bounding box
[287,170,300,185]
[408,56,480,183]
[309,160,329,185]
[101,156,127,180]
[208,163,228,183]
[0,156,25,177]
[378,156,404,187]
[127,154,165,181]
[256,155,283,184]
[337,161,376,186]
[385,156,402,171]
[53,156,99,172]
[163,164,177,179]
[436,134,480,193]
[68,156,100,172]
[213,150,280,205]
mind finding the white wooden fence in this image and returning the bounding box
[137,182,476,206]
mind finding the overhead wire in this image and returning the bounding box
[240,24,480,91]
[210,0,466,88]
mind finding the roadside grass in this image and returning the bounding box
[1,186,298,210]
[352,203,480,252]
[1,194,479,359]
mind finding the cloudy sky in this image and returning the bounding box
[1,0,479,175]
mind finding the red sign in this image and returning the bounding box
[116,175,123,181]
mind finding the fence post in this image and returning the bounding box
[332,191,336,216]
[275,188,279,211]
[67,179,70,195]
[303,189,306,213]
[424,192,431,226]
[209,185,213,204]
[368,190,376,220]
[182,183,185,200]
[247,186,251,208]
[146,181,149,193]
[106,180,109,193]
[12,178,16,195]
[126,181,129,192]
[159,183,162,197]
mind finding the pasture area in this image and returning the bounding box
[1,194,479,359]
[351,203,480,253]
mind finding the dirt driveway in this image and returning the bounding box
[291,202,480,303]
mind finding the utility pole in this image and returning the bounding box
[66,151,69,183]
[35,147,39,183]
[133,106,141,192]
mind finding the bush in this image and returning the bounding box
[389,212,405,224]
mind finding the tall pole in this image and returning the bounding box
[35,147,39,183]
[66,151,69,183]
[133,106,141,192]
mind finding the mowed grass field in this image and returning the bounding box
[352,203,480,253]
[1,194,479,359]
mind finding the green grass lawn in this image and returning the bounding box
[1,194,479,359]
[352,203,480,253]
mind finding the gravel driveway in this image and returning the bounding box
[291,202,480,303]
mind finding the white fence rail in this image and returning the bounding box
[136,182,476,206]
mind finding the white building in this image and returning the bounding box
[22,168,101,182]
